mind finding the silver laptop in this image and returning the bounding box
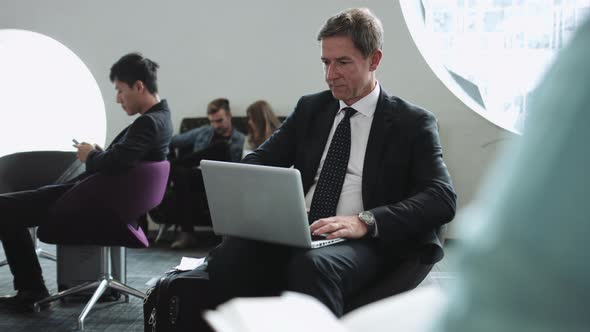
[200,160,345,248]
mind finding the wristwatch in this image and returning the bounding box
[358,211,378,238]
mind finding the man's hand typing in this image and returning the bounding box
[310,215,368,240]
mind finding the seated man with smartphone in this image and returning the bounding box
[0,52,172,312]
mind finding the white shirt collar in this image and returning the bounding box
[338,82,380,117]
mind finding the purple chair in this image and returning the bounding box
[35,161,170,330]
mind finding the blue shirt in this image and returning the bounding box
[170,125,245,162]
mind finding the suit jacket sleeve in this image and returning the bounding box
[85,115,157,174]
[371,111,456,254]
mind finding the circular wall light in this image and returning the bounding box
[0,29,106,157]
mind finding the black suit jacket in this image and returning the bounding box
[84,99,173,175]
[242,88,456,264]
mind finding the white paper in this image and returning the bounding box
[175,256,206,271]
[342,286,446,332]
[145,256,206,287]
[204,291,349,332]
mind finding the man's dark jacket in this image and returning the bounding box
[243,88,457,264]
[83,99,173,176]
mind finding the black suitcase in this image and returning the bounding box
[144,264,215,332]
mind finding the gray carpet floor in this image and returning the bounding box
[0,235,456,331]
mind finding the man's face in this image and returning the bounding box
[114,79,141,116]
[208,109,232,136]
[321,36,381,105]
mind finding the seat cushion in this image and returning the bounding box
[38,211,149,248]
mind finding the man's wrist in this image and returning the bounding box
[358,211,378,238]
[85,149,97,163]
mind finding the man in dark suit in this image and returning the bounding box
[205,7,456,319]
[0,52,173,312]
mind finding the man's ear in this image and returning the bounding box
[133,80,145,93]
[369,49,383,72]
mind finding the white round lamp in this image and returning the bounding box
[0,29,106,158]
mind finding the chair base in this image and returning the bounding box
[34,276,145,330]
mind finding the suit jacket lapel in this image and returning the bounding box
[302,99,339,193]
[362,88,396,208]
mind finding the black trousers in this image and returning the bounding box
[0,183,74,291]
[169,142,231,232]
[206,237,383,317]
[168,165,209,232]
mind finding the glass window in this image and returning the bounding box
[409,0,590,133]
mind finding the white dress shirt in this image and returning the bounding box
[305,84,380,217]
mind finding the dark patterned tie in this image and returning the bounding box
[308,107,356,224]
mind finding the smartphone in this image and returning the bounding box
[72,139,80,148]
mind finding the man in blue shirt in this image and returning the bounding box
[167,98,245,249]
[170,98,245,163]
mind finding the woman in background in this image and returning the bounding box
[242,100,281,156]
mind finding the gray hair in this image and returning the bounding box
[317,8,384,58]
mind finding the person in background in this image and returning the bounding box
[429,16,590,332]
[0,52,172,312]
[171,98,245,164]
[166,98,245,249]
[242,100,281,157]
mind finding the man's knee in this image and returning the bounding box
[208,238,290,297]
[208,239,263,284]
[286,251,346,315]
